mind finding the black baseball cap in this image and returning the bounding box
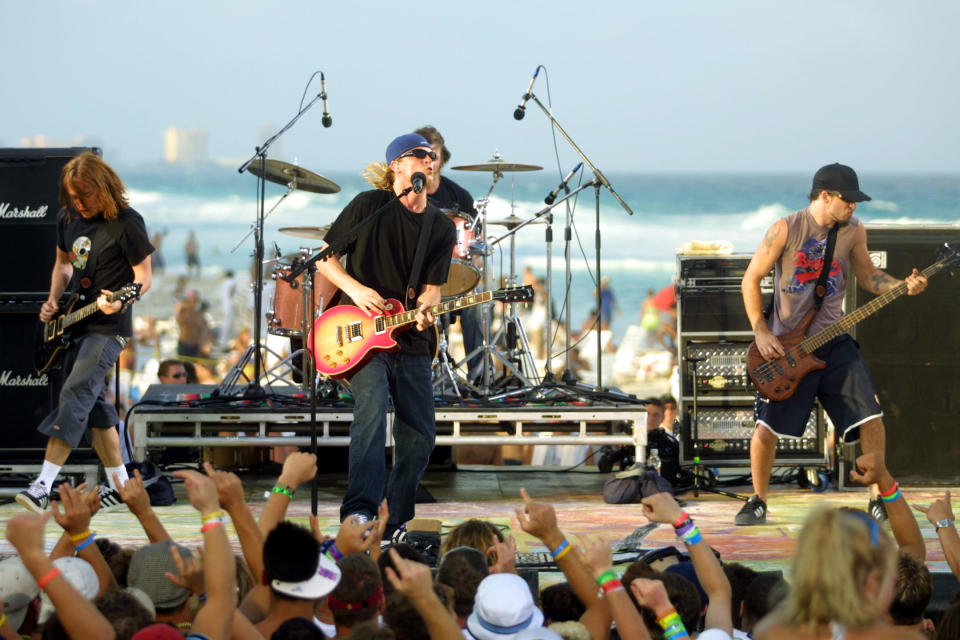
[812,163,871,202]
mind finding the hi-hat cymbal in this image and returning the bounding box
[278,226,331,240]
[451,156,542,172]
[486,214,545,229]
[247,160,340,194]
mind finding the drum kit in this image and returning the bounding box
[224,152,562,399]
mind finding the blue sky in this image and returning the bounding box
[4,1,959,172]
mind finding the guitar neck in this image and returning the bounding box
[381,291,494,330]
[60,291,126,330]
[800,261,942,352]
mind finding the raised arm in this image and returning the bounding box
[582,536,651,640]
[258,451,317,536]
[117,469,172,543]
[385,548,462,640]
[914,489,959,578]
[51,482,117,595]
[850,452,925,561]
[204,461,264,580]
[641,492,732,635]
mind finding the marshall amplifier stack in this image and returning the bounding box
[0,148,98,459]
[676,254,827,466]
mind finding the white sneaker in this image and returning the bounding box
[16,482,50,513]
[97,485,126,512]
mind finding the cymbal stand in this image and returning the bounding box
[234,84,326,399]
[432,315,480,399]
[230,177,300,254]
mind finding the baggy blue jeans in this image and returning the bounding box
[340,351,435,527]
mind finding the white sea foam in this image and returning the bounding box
[865,199,900,212]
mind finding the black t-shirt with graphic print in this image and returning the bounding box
[56,207,154,337]
[323,189,456,355]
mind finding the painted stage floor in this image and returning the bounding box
[0,467,956,579]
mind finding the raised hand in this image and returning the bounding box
[277,451,318,489]
[384,547,433,602]
[848,452,892,487]
[116,470,151,515]
[166,545,206,596]
[172,469,220,515]
[487,534,518,574]
[913,489,955,526]
[202,462,246,514]
[51,482,93,537]
[640,492,684,525]
[5,511,52,558]
[630,577,673,615]
[515,488,560,543]
[580,536,613,576]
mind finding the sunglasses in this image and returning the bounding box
[397,148,437,161]
[827,190,853,204]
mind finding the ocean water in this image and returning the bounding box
[124,166,960,340]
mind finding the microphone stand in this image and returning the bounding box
[524,92,633,390]
[235,90,326,400]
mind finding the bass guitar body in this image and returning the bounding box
[745,309,825,402]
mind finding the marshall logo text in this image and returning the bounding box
[0,202,50,219]
[0,370,49,387]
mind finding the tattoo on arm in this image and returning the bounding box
[762,224,781,250]
[870,272,900,293]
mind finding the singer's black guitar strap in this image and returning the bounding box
[404,206,437,310]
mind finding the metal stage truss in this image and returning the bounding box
[130,385,648,463]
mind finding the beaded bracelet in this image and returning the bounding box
[75,533,97,552]
[272,485,295,499]
[879,481,902,503]
[201,510,225,523]
[70,530,93,542]
[200,520,224,533]
[38,567,62,590]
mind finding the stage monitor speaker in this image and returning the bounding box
[851,225,960,484]
[0,147,100,293]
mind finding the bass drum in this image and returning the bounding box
[268,265,339,337]
[441,211,480,297]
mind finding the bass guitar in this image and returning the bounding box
[747,244,959,401]
[35,283,142,375]
[311,286,534,379]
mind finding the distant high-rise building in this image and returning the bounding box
[164,128,208,164]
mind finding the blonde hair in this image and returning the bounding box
[363,161,394,191]
[782,507,896,631]
[59,152,128,220]
[441,519,505,567]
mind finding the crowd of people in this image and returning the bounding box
[3,450,959,640]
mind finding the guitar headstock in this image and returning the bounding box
[936,243,960,276]
[114,283,143,303]
[492,285,534,304]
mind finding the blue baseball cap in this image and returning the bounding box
[386,133,431,164]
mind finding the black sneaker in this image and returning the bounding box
[16,482,50,513]
[97,485,126,512]
[735,495,768,526]
[868,498,888,522]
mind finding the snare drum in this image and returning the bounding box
[441,211,480,297]
[267,265,339,337]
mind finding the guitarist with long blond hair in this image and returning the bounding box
[315,133,456,538]
[17,152,153,514]
[735,164,926,526]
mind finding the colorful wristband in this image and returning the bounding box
[38,567,62,590]
[0,613,8,629]
[74,532,97,551]
[550,539,570,558]
[672,512,690,529]
[200,520,224,533]
[272,485,295,498]
[201,510,224,523]
[69,530,93,542]
[324,542,344,562]
[599,578,623,594]
[554,544,572,561]
[596,570,618,586]
[680,527,702,546]
[879,482,902,503]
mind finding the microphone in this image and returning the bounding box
[544,162,583,204]
[320,72,332,128]
[411,172,426,194]
[513,67,540,120]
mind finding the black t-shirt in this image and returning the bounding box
[323,189,456,355]
[57,207,154,337]
[428,175,477,216]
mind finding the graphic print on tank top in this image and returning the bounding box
[785,236,842,296]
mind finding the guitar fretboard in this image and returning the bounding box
[799,260,944,353]
[379,291,494,331]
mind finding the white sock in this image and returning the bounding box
[38,460,62,491]
[105,465,128,491]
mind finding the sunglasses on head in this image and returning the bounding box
[397,148,436,161]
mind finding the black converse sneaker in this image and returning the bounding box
[734,495,768,526]
[97,485,126,512]
[16,482,50,513]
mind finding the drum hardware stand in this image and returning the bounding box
[234,81,327,400]
[230,177,300,254]
[432,316,481,399]
[518,88,633,390]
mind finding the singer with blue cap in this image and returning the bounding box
[316,132,456,537]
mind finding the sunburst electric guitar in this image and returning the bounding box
[746,244,959,401]
[35,283,142,375]
[311,286,534,379]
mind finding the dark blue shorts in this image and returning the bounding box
[755,334,882,443]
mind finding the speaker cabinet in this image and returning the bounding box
[851,226,960,483]
[0,147,100,293]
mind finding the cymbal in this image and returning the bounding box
[247,159,340,194]
[451,156,542,172]
[486,214,544,228]
[262,246,323,265]
[278,226,331,240]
